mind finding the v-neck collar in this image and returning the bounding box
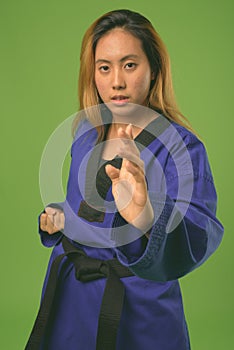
[133,114,169,148]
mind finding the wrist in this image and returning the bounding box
[131,198,154,233]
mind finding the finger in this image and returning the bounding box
[125,160,146,183]
[46,217,58,234]
[118,149,144,170]
[118,125,133,145]
[118,143,140,160]
[119,124,133,139]
[47,214,55,226]
[125,123,134,139]
[117,127,140,156]
[105,164,120,181]
[40,213,47,231]
[54,212,65,230]
[46,207,64,229]
[41,212,58,234]
[46,209,56,230]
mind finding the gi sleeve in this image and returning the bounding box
[37,119,97,248]
[114,133,224,282]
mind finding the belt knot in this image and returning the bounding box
[73,254,108,282]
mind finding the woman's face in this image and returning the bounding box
[94,28,154,109]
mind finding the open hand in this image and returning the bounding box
[105,124,154,232]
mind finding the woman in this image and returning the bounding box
[26,9,223,350]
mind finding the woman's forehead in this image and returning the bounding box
[95,29,145,61]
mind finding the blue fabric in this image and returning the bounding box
[38,116,223,349]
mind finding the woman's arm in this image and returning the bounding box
[112,129,224,281]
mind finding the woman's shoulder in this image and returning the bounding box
[169,120,203,148]
[150,117,212,176]
[73,118,96,141]
[70,118,98,156]
[148,114,205,153]
[168,120,214,180]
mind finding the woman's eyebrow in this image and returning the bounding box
[95,54,139,64]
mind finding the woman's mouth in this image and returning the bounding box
[111,95,130,105]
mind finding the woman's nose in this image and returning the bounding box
[112,69,126,90]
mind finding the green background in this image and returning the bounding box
[1,0,233,349]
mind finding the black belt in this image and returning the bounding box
[25,236,134,350]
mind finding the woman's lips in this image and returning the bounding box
[111,95,130,105]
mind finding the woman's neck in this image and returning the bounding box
[107,122,142,140]
[109,110,159,140]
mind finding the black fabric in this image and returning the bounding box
[77,157,123,223]
[24,236,134,350]
[78,199,106,223]
[96,157,123,200]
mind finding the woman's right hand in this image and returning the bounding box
[40,207,65,235]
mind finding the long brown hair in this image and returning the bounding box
[73,9,194,140]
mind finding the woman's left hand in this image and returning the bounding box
[105,124,154,233]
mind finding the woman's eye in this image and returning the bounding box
[125,62,137,69]
[99,65,109,72]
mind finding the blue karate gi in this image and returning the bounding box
[38,114,223,350]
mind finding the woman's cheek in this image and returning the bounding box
[95,81,107,100]
[134,75,151,97]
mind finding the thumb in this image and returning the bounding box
[105,164,120,181]
[54,211,65,230]
[45,207,57,215]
